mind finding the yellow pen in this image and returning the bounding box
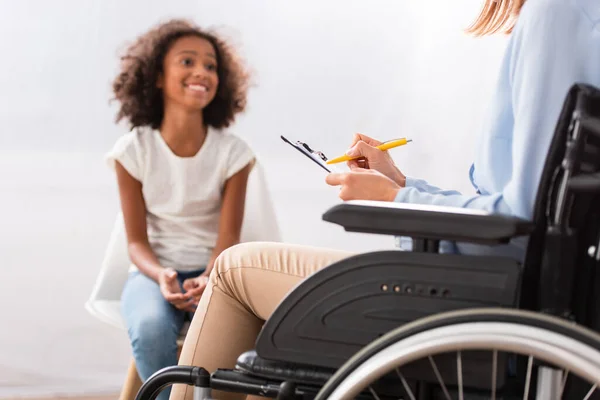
[325,137,412,165]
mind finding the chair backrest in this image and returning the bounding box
[521,84,600,326]
[85,160,282,329]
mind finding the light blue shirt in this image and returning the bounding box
[395,0,600,223]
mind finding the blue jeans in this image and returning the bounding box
[121,268,204,400]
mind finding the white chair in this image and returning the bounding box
[85,160,282,400]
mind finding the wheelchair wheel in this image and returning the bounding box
[316,308,600,400]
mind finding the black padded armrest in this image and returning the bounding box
[322,200,534,245]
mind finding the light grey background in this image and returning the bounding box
[0,0,507,397]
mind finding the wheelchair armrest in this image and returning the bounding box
[322,200,534,245]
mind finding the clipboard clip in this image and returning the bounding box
[299,142,328,163]
[280,136,333,173]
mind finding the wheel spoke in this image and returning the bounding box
[558,370,569,399]
[491,350,498,400]
[523,355,534,400]
[428,355,452,400]
[368,386,381,400]
[457,351,464,400]
[583,384,598,400]
[395,369,416,400]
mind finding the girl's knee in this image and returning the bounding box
[130,312,179,348]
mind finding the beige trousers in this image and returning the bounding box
[169,241,353,400]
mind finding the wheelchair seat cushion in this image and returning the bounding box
[235,350,336,385]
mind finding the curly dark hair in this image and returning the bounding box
[112,19,250,130]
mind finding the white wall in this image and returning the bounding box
[0,0,507,397]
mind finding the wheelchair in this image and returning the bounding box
[134,83,600,400]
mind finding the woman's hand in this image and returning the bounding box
[158,268,196,312]
[325,166,401,202]
[346,133,406,187]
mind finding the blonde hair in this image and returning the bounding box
[466,0,526,36]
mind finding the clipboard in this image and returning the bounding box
[280,135,332,173]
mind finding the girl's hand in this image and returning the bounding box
[346,133,406,187]
[158,268,194,311]
[326,166,401,202]
[182,274,210,308]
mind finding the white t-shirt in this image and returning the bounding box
[106,126,254,272]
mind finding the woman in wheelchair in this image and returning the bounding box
[165,1,600,399]
[106,19,255,400]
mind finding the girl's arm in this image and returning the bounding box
[116,162,192,307]
[114,161,164,282]
[204,160,254,275]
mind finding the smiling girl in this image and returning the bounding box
[106,19,254,399]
